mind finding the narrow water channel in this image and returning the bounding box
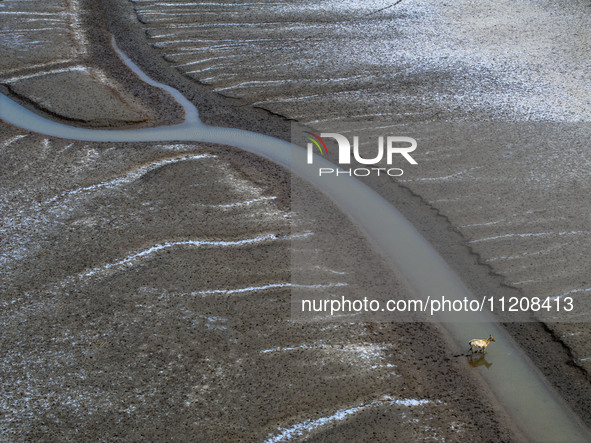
[0,38,589,442]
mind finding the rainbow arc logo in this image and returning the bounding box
[303,131,328,156]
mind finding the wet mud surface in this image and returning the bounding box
[0,0,183,127]
[120,0,591,430]
[0,125,520,441]
[2,0,591,440]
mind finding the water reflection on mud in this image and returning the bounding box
[468,354,493,370]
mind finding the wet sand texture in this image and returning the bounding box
[128,0,591,372]
[131,0,591,122]
[0,126,519,440]
[1,0,590,440]
[0,0,183,127]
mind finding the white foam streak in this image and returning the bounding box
[192,282,347,296]
[44,154,216,204]
[458,219,506,228]
[4,66,89,83]
[207,196,276,209]
[265,396,431,443]
[470,230,591,244]
[79,234,278,279]
[399,167,481,182]
[550,287,591,301]
[0,11,58,16]
[71,231,312,281]
[0,134,28,149]
[0,60,74,75]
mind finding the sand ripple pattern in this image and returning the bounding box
[128,0,591,305]
[1,129,467,440]
[0,0,88,80]
[132,0,591,123]
[0,0,154,124]
[0,0,86,70]
[395,124,591,311]
[130,0,591,364]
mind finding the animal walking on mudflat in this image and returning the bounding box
[469,335,495,354]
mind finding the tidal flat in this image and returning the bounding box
[1,0,591,440]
